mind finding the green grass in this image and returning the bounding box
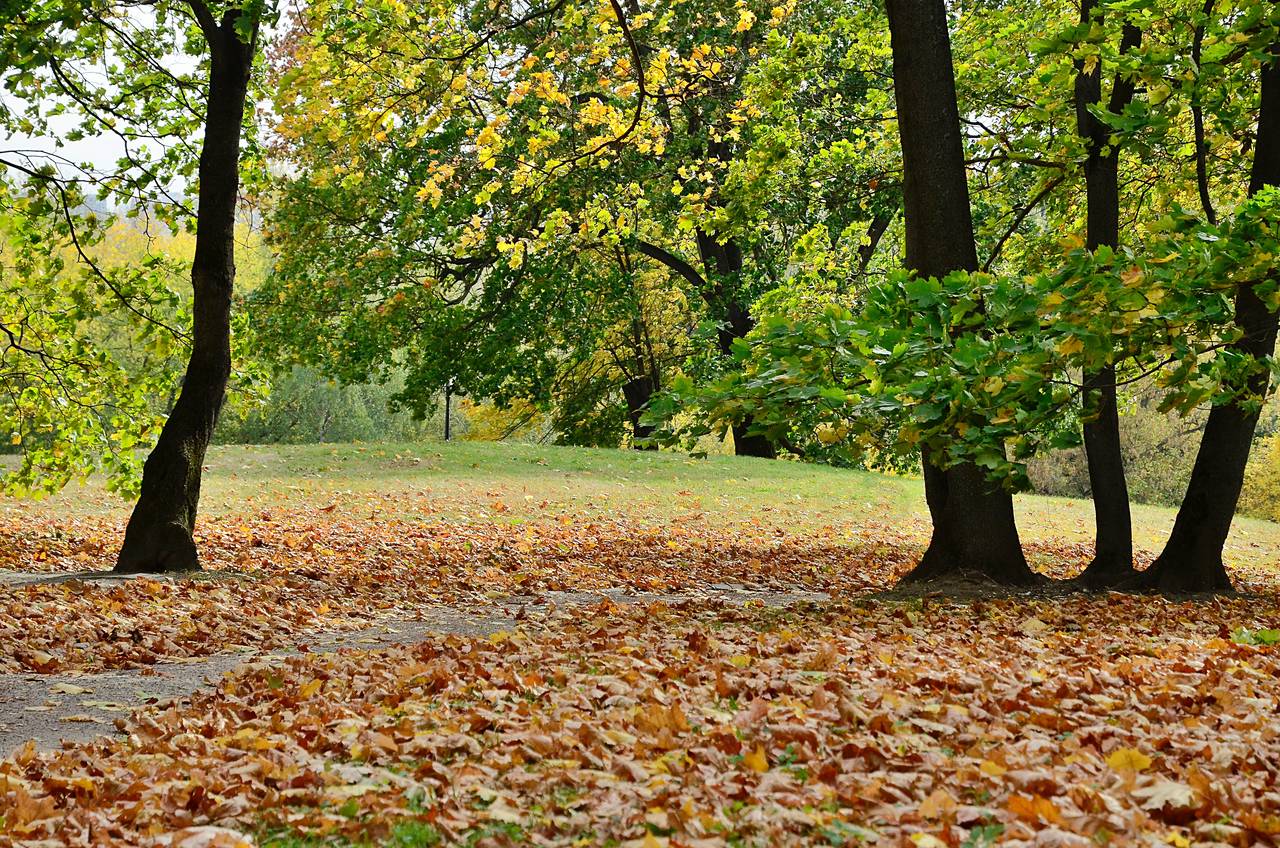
[260,820,442,847]
[3,439,1278,570]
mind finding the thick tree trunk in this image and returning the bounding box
[886,0,1036,586]
[621,375,657,449]
[115,13,255,574]
[1140,36,1280,593]
[1074,6,1140,587]
[904,460,1041,586]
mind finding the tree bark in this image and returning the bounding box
[115,9,256,573]
[908,458,1041,586]
[886,0,1037,586]
[1074,4,1140,587]
[622,375,658,449]
[695,229,776,458]
[1139,35,1280,593]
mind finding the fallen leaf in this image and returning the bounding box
[742,743,769,773]
[1107,747,1153,773]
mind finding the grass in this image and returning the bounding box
[2,439,1278,571]
[260,820,443,847]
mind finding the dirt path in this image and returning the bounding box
[1,584,825,755]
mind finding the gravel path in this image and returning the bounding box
[1,583,825,755]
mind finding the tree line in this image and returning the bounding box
[0,0,1277,594]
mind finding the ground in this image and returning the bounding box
[2,442,1280,847]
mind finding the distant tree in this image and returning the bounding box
[215,366,433,445]
[254,0,892,456]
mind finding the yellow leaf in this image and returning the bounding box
[299,679,323,699]
[918,788,958,819]
[1020,617,1050,635]
[728,654,752,668]
[1057,336,1084,356]
[742,744,769,773]
[979,760,1007,777]
[1006,793,1062,823]
[1106,747,1152,773]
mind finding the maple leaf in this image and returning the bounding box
[918,788,958,819]
[1006,794,1062,824]
[1106,747,1153,773]
[1133,779,1197,818]
[978,760,1007,777]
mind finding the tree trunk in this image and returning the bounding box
[1074,5,1140,587]
[621,375,657,449]
[1078,364,1134,584]
[696,229,776,459]
[631,236,775,457]
[905,460,1042,586]
[1140,38,1280,593]
[886,0,1036,586]
[115,12,255,574]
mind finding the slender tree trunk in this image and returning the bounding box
[621,375,657,449]
[1079,364,1133,582]
[1140,37,1280,593]
[631,236,774,457]
[1074,5,1140,587]
[696,229,776,459]
[116,12,255,573]
[886,0,1037,586]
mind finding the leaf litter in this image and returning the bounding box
[4,593,1280,846]
[3,491,1280,846]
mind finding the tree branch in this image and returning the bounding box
[184,0,221,44]
[634,240,708,291]
[982,174,1065,272]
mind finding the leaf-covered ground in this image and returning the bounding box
[0,506,915,674]
[3,443,1280,846]
[5,597,1280,847]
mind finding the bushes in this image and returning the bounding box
[1027,391,1205,508]
[1028,384,1280,520]
[216,367,436,445]
[1241,434,1280,521]
[458,398,545,442]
